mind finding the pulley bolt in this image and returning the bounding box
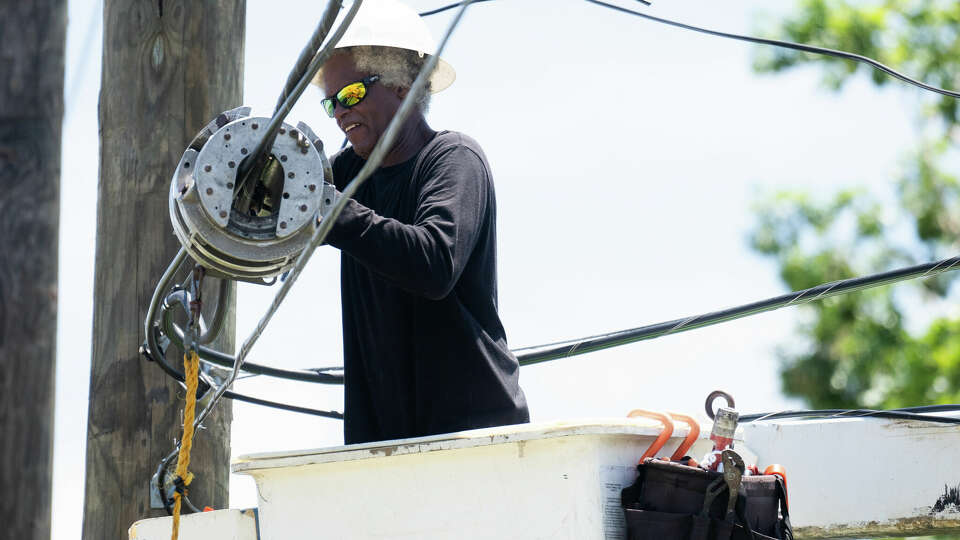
[204,165,212,172]
[308,184,316,192]
[228,161,236,168]
[240,148,248,155]
[224,133,231,141]
[252,123,259,130]
[206,188,213,195]
[219,210,227,218]
[300,204,307,212]
[280,155,287,162]
[288,172,295,179]
[279,128,286,135]
[279,222,287,229]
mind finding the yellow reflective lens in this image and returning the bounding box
[337,82,367,107]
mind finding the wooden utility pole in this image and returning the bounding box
[0,2,65,539]
[83,2,245,538]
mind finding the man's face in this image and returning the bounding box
[321,53,404,159]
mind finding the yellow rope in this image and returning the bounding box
[171,350,199,540]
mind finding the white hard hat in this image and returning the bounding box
[312,0,456,93]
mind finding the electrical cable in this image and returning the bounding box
[418,0,499,17]
[273,2,342,115]
[140,333,344,419]
[739,406,960,425]
[513,255,960,365]
[895,404,960,414]
[419,0,648,17]
[583,0,960,100]
[160,300,344,384]
[141,252,343,417]
[197,278,231,345]
[152,254,960,388]
[235,0,361,207]
[425,0,960,99]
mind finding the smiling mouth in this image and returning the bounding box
[344,123,360,133]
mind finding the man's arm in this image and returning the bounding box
[327,143,489,300]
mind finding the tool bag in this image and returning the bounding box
[621,459,792,540]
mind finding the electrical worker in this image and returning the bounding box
[314,0,529,444]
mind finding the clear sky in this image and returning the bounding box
[55,0,922,537]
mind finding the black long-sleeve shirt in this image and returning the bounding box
[327,130,529,444]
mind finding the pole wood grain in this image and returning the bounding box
[0,3,65,539]
[83,2,244,538]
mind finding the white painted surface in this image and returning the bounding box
[234,418,706,540]
[133,415,960,538]
[128,508,258,540]
[740,412,960,536]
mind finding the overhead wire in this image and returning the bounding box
[739,406,960,425]
[513,255,960,365]
[144,324,344,419]
[235,0,357,204]
[160,303,344,384]
[419,0,960,100]
[583,0,960,100]
[418,0,497,17]
[154,253,960,389]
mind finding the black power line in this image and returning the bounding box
[513,255,960,365]
[585,0,960,99]
[160,254,960,387]
[419,0,497,17]
[739,406,960,425]
[423,0,960,100]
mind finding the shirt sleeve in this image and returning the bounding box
[326,143,489,300]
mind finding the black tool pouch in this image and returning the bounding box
[621,459,792,540]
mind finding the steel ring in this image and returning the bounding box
[705,390,735,420]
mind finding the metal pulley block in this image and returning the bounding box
[169,106,339,280]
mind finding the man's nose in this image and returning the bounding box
[333,102,350,122]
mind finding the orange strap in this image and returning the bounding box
[626,409,674,462]
[666,412,700,460]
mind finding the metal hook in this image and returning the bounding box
[705,390,736,420]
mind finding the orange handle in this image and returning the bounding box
[764,464,788,509]
[666,412,700,461]
[627,409,674,462]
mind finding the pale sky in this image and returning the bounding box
[55,0,924,537]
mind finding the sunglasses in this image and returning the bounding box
[321,75,381,118]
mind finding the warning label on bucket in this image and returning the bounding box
[600,465,633,539]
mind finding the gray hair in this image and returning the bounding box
[340,46,433,113]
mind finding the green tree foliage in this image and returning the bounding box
[749,0,960,408]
